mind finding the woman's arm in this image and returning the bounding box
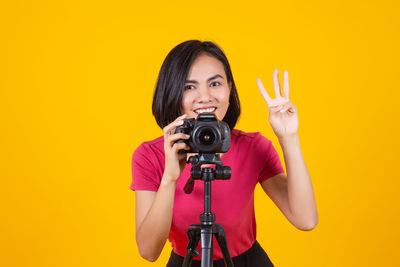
[134,114,190,262]
[261,135,318,230]
[135,177,177,262]
[256,70,318,230]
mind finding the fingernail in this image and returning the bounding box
[280,109,285,113]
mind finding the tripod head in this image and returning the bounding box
[184,153,231,194]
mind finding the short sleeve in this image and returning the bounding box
[130,142,161,191]
[254,133,285,183]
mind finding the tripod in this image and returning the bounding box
[182,153,234,267]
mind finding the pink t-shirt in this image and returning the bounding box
[130,129,284,260]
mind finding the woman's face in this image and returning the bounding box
[181,53,231,121]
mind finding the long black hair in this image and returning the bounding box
[152,40,240,130]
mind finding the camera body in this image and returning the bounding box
[176,113,230,153]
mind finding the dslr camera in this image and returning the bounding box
[176,113,230,153]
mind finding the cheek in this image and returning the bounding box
[181,93,197,116]
[220,90,230,106]
[216,91,231,119]
[181,94,191,109]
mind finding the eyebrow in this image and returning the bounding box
[185,74,224,84]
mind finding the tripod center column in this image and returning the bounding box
[200,168,216,225]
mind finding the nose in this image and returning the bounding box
[196,85,212,103]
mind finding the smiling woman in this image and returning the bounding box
[151,40,240,131]
[130,40,317,267]
[181,54,231,121]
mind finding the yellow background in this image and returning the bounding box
[1,0,399,266]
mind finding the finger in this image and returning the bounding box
[279,102,296,113]
[172,142,190,153]
[273,69,281,98]
[163,120,183,136]
[288,103,297,113]
[270,105,283,113]
[283,70,289,100]
[163,114,187,135]
[256,78,272,105]
[167,133,190,145]
[176,113,188,120]
[178,152,188,161]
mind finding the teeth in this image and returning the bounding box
[195,108,216,114]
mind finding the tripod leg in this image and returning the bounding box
[183,225,201,267]
[201,226,214,267]
[213,224,234,267]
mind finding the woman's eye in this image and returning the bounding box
[210,81,221,87]
[184,85,195,90]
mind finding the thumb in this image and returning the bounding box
[279,102,297,113]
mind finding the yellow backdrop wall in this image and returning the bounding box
[1,0,399,266]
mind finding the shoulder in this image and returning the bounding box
[141,135,164,150]
[131,136,165,191]
[132,135,164,161]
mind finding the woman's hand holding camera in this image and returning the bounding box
[163,114,191,183]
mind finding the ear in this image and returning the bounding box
[229,81,232,91]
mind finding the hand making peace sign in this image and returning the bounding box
[257,69,299,139]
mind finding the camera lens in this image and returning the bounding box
[198,128,216,146]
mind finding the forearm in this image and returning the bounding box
[136,175,177,261]
[278,135,318,230]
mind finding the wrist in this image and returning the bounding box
[278,134,300,149]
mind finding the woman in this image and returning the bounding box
[130,40,318,266]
